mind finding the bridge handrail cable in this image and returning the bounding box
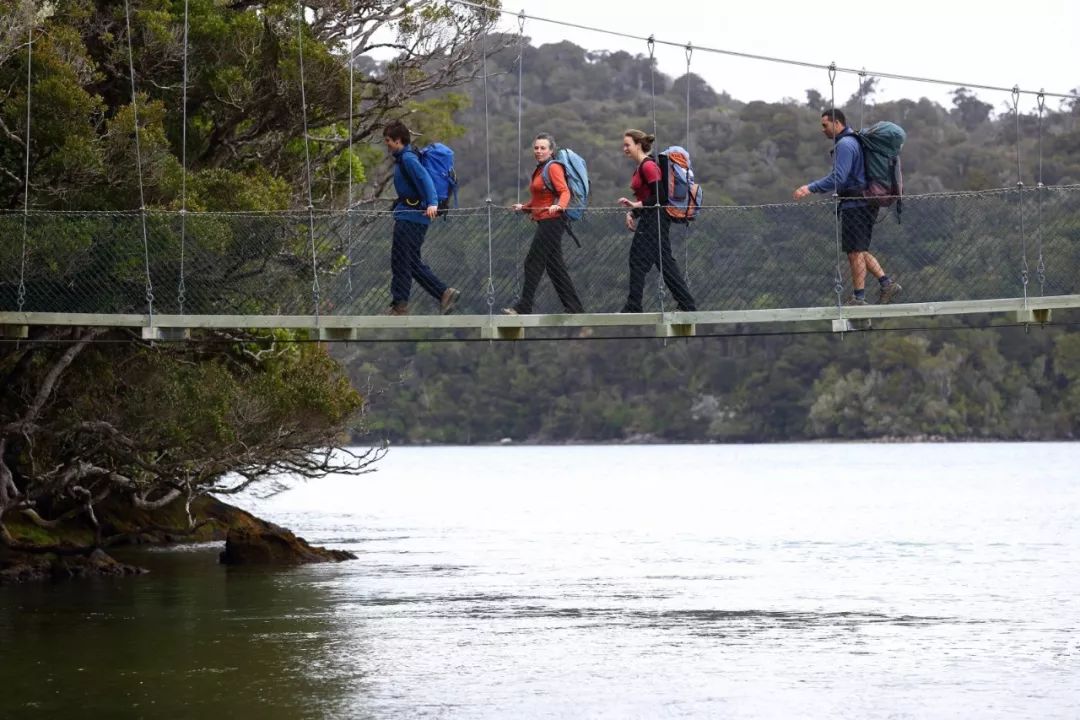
[443,0,1080,101]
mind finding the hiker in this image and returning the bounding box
[794,108,901,305]
[503,133,585,315]
[383,120,460,316]
[616,129,697,313]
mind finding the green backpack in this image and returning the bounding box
[853,121,906,218]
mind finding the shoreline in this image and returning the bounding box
[0,495,350,585]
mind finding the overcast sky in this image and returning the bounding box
[484,0,1079,113]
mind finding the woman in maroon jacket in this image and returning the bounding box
[617,129,696,313]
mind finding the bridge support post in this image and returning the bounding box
[317,328,358,342]
[1015,308,1051,324]
[832,318,872,332]
[832,318,854,333]
[657,323,695,338]
[481,325,524,340]
[2,325,28,339]
[141,327,191,341]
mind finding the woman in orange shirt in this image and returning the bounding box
[503,133,585,315]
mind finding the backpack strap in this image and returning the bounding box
[834,132,868,198]
[539,159,557,194]
[846,131,868,181]
[562,216,582,248]
[398,147,425,200]
[635,157,661,207]
[540,159,573,207]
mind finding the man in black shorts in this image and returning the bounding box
[794,108,901,305]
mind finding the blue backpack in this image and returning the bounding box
[541,148,590,222]
[412,143,458,215]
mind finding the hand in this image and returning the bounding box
[624,211,636,232]
[512,203,525,212]
[425,205,439,219]
[793,185,812,200]
[618,197,641,209]
[548,204,562,214]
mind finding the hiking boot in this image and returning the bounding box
[878,281,902,305]
[386,302,409,316]
[501,307,519,316]
[440,287,461,314]
[843,296,868,306]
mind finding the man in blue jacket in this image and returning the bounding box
[383,120,460,315]
[794,108,901,305]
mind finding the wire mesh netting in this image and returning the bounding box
[2,186,1078,318]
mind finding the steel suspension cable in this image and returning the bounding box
[178,0,189,313]
[858,68,866,129]
[647,36,665,314]
[1035,91,1046,295]
[17,5,32,313]
[346,0,356,300]
[123,0,155,321]
[516,9,525,204]
[683,42,693,292]
[482,32,495,320]
[1012,86,1028,308]
[443,0,1079,101]
[858,69,878,229]
[295,3,321,320]
[829,64,844,310]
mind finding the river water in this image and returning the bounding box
[2,443,1079,719]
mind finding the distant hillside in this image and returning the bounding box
[432,36,1080,209]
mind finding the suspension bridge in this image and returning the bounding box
[2,2,1078,342]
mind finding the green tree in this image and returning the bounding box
[0,0,497,548]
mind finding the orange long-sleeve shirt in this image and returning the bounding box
[522,161,570,221]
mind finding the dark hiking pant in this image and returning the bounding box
[624,209,696,312]
[513,218,584,314]
[391,219,448,304]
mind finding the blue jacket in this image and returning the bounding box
[809,128,867,208]
[392,144,438,225]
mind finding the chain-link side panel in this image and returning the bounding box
[2,187,1077,316]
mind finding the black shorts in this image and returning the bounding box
[840,204,878,253]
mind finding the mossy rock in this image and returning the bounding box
[219,525,356,565]
[1,548,148,585]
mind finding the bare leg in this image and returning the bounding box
[848,251,868,291]
[863,251,886,280]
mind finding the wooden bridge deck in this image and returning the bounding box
[3,295,1076,341]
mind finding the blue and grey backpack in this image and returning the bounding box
[541,148,590,222]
